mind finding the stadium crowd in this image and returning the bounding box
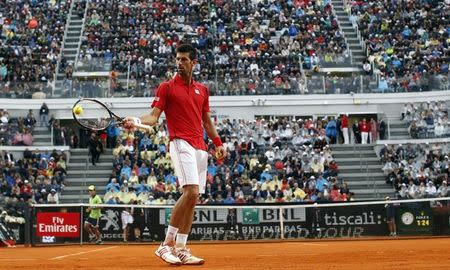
[101,116,357,206]
[0,148,67,218]
[0,0,70,98]
[350,0,449,92]
[380,142,449,199]
[402,101,450,139]
[78,0,347,96]
[0,109,37,146]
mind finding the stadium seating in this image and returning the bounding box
[79,0,348,96]
[350,0,449,92]
[380,142,449,199]
[0,109,37,146]
[101,117,353,205]
[0,149,67,205]
[402,101,450,139]
[0,1,70,98]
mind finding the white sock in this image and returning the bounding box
[164,225,178,245]
[176,233,188,248]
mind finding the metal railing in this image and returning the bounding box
[53,0,75,97]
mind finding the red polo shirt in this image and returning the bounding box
[341,115,348,128]
[152,74,210,151]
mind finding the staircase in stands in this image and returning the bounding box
[330,0,366,68]
[53,0,87,97]
[61,148,113,203]
[387,118,410,140]
[332,144,395,200]
[33,126,53,146]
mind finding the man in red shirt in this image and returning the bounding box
[125,44,225,265]
[359,118,370,144]
[341,114,349,144]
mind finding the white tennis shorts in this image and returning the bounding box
[169,139,208,194]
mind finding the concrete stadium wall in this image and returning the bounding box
[1,90,449,120]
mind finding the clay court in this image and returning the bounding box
[2,238,449,270]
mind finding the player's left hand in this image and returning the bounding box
[215,145,226,161]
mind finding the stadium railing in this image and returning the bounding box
[23,197,450,246]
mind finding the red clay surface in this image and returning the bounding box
[1,238,449,270]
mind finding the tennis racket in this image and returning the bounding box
[72,98,153,133]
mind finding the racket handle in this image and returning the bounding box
[134,123,154,134]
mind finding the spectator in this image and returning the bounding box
[47,189,59,204]
[39,103,49,128]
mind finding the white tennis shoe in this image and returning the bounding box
[155,243,182,265]
[176,247,205,265]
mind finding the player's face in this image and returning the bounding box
[176,52,196,77]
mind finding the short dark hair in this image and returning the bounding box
[176,44,197,60]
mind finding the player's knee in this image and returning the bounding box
[184,191,199,208]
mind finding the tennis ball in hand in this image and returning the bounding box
[215,150,224,160]
[73,105,83,115]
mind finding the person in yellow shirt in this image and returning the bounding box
[129,171,139,184]
[293,183,307,200]
[140,149,154,162]
[113,142,126,157]
[146,171,158,190]
[166,182,177,195]
[311,158,324,174]
[118,185,130,204]
[137,190,149,204]
[272,176,281,190]
[104,187,118,204]
[127,188,138,204]
[249,155,259,171]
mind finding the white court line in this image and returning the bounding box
[0,258,37,261]
[49,246,118,260]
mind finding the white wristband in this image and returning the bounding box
[133,117,141,125]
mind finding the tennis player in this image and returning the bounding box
[125,44,225,265]
[84,185,103,244]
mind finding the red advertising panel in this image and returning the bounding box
[36,212,80,238]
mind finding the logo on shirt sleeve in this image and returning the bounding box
[195,89,200,95]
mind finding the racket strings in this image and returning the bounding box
[73,100,112,130]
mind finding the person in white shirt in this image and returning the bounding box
[47,189,59,204]
[437,181,448,197]
[425,181,437,197]
[121,208,133,242]
[407,181,419,199]
[265,147,275,163]
[435,123,445,137]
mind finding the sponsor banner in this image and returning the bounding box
[97,207,161,241]
[158,207,309,241]
[160,208,229,225]
[36,212,80,238]
[396,202,433,235]
[237,208,306,225]
[310,204,387,238]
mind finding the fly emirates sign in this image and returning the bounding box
[36,212,80,237]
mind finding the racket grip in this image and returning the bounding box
[134,123,154,134]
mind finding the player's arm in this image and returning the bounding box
[139,107,162,126]
[124,107,162,129]
[202,112,226,158]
